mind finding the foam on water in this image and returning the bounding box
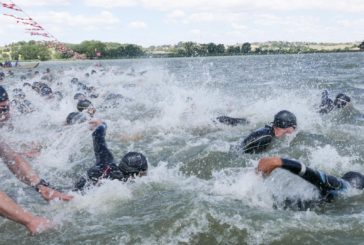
[1,53,364,244]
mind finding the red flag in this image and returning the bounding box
[1,2,22,11]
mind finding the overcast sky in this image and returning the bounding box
[0,0,363,46]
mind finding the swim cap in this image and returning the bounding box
[119,152,148,174]
[342,171,364,189]
[40,85,53,96]
[54,91,63,100]
[273,110,297,129]
[77,99,92,112]
[66,112,87,125]
[74,93,86,100]
[0,86,9,102]
[71,77,79,84]
[13,88,26,99]
[334,93,351,108]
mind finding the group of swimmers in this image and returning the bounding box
[0,67,362,235]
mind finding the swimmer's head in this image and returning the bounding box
[74,93,86,101]
[273,110,297,129]
[77,99,95,116]
[71,77,79,84]
[119,152,148,177]
[77,99,92,111]
[66,112,87,125]
[40,85,53,97]
[54,91,63,101]
[12,88,26,100]
[342,171,364,189]
[0,86,10,122]
[0,86,9,102]
[272,110,297,138]
[23,82,32,88]
[334,93,351,108]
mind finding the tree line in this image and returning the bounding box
[1,40,363,61]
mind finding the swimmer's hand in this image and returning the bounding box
[38,186,74,202]
[256,157,282,177]
[26,216,54,235]
[88,118,103,131]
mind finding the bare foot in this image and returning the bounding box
[26,216,53,235]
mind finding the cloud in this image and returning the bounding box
[35,11,120,27]
[167,10,186,19]
[15,0,70,6]
[128,21,147,29]
[190,29,201,35]
[84,0,364,13]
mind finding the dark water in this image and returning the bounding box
[1,52,364,244]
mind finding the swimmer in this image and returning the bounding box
[257,157,364,203]
[74,119,148,190]
[0,139,73,235]
[238,110,297,153]
[65,99,95,125]
[319,90,351,114]
[77,99,96,117]
[73,93,86,101]
[11,88,34,114]
[0,86,10,122]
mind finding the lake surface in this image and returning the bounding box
[1,52,364,244]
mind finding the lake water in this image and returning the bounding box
[1,52,364,244]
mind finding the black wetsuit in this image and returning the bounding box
[281,159,350,202]
[74,123,127,190]
[239,125,275,153]
[319,90,334,114]
[215,116,249,126]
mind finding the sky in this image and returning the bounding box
[0,0,363,46]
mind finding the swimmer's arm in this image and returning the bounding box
[0,142,73,201]
[257,157,330,189]
[0,142,40,187]
[90,120,114,165]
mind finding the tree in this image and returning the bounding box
[241,42,251,54]
[123,44,144,57]
[18,43,51,61]
[73,40,106,58]
[207,43,217,55]
[227,45,240,54]
[182,42,197,56]
[359,41,364,50]
[215,44,225,54]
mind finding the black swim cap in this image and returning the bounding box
[71,77,79,84]
[40,86,53,96]
[74,93,86,100]
[54,91,63,100]
[77,99,92,112]
[13,88,25,99]
[273,110,297,129]
[342,171,364,189]
[66,112,87,125]
[334,93,351,108]
[0,86,9,102]
[119,152,148,175]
